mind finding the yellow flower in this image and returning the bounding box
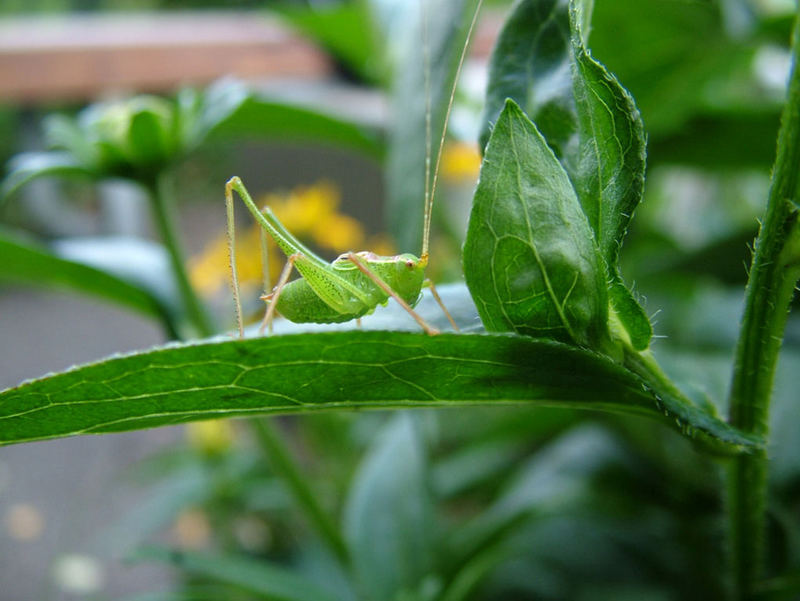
[274,181,340,233]
[440,141,481,181]
[189,180,380,311]
[362,233,395,257]
[188,218,263,297]
[186,419,234,456]
[312,212,365,251]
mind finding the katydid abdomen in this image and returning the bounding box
[273,252,427,324]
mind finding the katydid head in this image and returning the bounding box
[391,252,427,302]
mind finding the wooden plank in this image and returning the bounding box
[0,12,333,103]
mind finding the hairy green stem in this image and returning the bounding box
[250,419,350,566]
[146,172,213,338]
[726,11,800,599]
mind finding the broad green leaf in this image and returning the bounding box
[569,2,645,269]
[463,99,609,348]
[201,83,384,159]
[479,0,576,160]
[0,230,176,333]
[448,425,624,568]
[0,331,761,450]
[385,0,477,254]
[0,151,92,201]
[276,3,381,84]
[344,414,435,600]
[568,0,651,350]
[135,548,341,601]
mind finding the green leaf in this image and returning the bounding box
[0,230,176,333]
[447,425,625,570]
[276,3,380,84]
[608,280,651,351]
[463,99,609,348]
[568,0,651,350]
[0,331,760,450]
[385,0,477,254]
[479,0,576,159]
[201,82,384,159]
[344,414,435,600]
[1,151,92,201]
[134,548,341,601]
[569,2,644,269]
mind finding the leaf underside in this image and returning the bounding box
[0,331,759,450]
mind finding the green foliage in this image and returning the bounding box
[344,414,436,600]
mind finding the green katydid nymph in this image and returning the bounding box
[225,0,483,337]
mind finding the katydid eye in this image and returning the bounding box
[406,260,415,269]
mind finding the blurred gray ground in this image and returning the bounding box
[0,288,180,600]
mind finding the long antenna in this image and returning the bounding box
[421,0,484,260]
[423,0,432,238]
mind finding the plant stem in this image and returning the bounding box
[726,11,800,599]
[147,172,213,338]
[250,419,350,566]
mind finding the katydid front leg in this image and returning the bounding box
[345,252,439,335]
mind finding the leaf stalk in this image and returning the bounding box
[146,172,213,339]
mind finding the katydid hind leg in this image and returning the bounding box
[260,253,303,335]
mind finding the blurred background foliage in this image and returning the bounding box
[2,0,800,599]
